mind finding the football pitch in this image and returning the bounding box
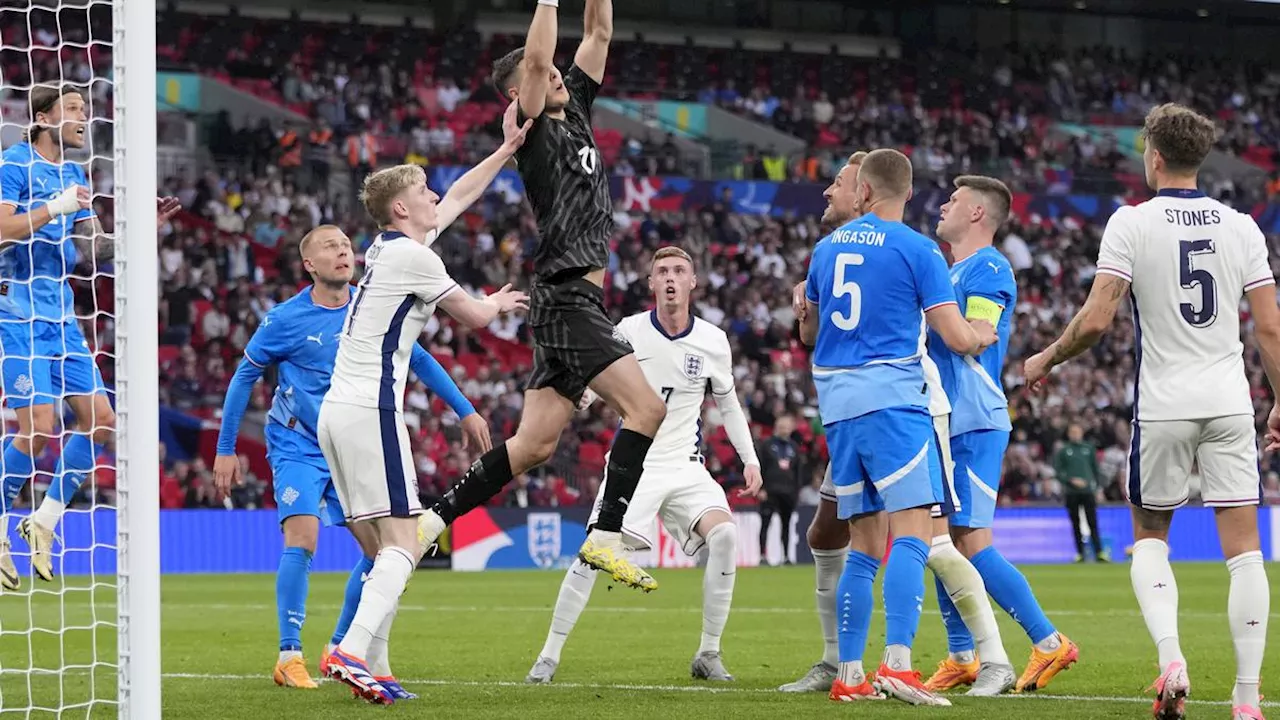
[1,563,1277,718]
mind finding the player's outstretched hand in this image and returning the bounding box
[157,196,182,224]
[460,413,493,454]
[1265,402,1280,453]
[500,100,534,154]
[738,464,764,499]
[488,284,530,312]
[212,454,241,498]
[791,281,808,323]
[1022,350,1053,392]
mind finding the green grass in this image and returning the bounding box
[1,563,1278,718]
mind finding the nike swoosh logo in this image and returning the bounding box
[720,571,736,576]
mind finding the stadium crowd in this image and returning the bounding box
[7,9,1280,512]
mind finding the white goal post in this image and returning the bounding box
[112,0,160,715]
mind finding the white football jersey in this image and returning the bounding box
[616,311,735,467]
[1095,191,1274,422]
[918,318,951,417]
[326,229,458,412]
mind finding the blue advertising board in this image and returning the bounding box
[8,505,1274,576]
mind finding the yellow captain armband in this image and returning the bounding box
[965,296,1003,324]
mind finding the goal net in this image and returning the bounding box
[0,0,158,717]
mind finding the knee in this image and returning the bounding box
[85,407,116,441]
[623,393,666,436]
[18,416,55,455]
[512,432,558,469]
[806,504,850,551]
[705,520,737,555]
[282,518,320,553]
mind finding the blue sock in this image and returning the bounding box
[836,551,881,663]
[2,438,34,516]
[971,545,1056,644]
[48,435,97,504]
[935,574,976,654]
[277,546,313,652]
[883,536,930,649]
[330,556,374,646]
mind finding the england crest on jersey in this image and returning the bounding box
[683,353,704,379]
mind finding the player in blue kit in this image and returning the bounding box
[922,176,1079,695]
[798,150,996,706]
[0,84,179,589]
[214,225,488,693]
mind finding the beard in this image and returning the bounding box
[821,203,861,233]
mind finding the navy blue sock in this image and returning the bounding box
[276,547,313,652]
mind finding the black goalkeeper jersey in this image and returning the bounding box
[514,65,614,281]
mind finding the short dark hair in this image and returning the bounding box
[1142,103,1217,174]
[954,175,1013,228]
[857,148,913,199]
[492,48,525,100]
[26,84,83,142]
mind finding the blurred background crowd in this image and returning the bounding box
[4,0,1280,513]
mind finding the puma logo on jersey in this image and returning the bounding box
[307,333,324,345]
[988,261,1001,273]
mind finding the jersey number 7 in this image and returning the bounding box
[831,253,864,331]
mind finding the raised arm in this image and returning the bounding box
[517,3,559,120]
[430,102,532,242]
[408,343,476,419]
[437,284,530,330]
[574,0,613,83]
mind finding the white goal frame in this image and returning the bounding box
[111,0,160,716]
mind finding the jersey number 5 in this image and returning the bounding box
[831,253,864,331]
[1178,239,1217,328]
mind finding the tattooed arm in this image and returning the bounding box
[1024,272,1130,386]
[73,215,113,264]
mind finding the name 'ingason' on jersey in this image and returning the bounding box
[830,229,886,246]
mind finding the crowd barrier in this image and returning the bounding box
[8,505,1277,576]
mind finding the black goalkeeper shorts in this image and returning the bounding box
[526,277,632,402]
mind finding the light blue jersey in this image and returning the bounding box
[926,246,1016,437]
[806,214,955,520]
[804,213,957,423]
[0,142,93,323]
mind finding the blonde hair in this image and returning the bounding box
[857,149,913,199]
[1142,103,1218,174]
[299,224,344,256]
[652,246,694,267]
[847,150,869,166]
[359,164,426,227]
[953,175,1013,228]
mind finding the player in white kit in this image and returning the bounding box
[1025,103,1273,720]
[318,161,529,704]
[525,246,764,684]
[781,152,1009,695]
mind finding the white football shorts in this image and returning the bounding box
[590,460,731,556]
[317,401,423,522]
[1127,414,1261,510]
